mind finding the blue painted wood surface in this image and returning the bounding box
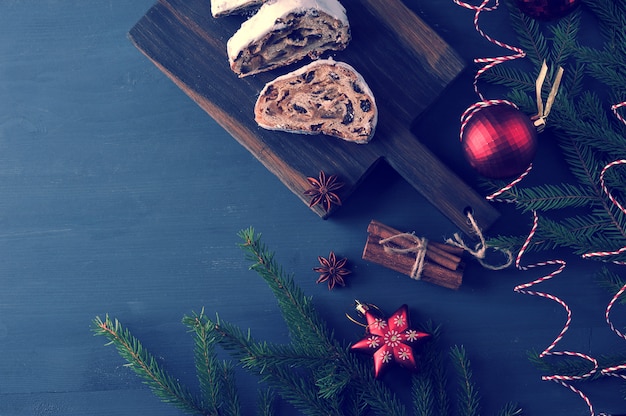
[0,1,623,415]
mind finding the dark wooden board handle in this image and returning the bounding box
[376,115,499,235]
[128,0,500,235]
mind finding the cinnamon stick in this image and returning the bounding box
[362,220,464,290]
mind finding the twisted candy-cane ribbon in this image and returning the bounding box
[488,164,600,412]
[453,2,620,411]
[452,0,526,100]
[459,99,521,143]
[582,102,626,381]
[478,151,598,416]
[513,211,598,415]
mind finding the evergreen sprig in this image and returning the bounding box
[92,315,209,415]
[182,311,241,416]
[412,322,448,416]
[482,0,626,265]
[94,229,522,415]
[237,227,337,353]
[479,0,626,395]
[597,266,626,303]
[451,345,481,416]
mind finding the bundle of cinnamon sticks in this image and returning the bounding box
[362,220,465,290]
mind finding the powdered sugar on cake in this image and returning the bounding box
[227,0,350,76]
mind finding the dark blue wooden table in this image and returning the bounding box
[0,1,623,415]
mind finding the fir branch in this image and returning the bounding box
[483,0,626,270]
[577,46,626,95]
[257,388,275,416]
[189,312,335,378]
[564,61,585,98]
[506,0,548,66]
[581,0,626,46]
[550,126,604,191]
[480,65,536,94]
[527,350,596,379]
[528,349,626,382]
[183,311,226,415]
[535,215,612,256]
[95,231,522,416]
[340,391,368,416]
[596,266,626,302]
[220,361,241,416]
[238,228,409,415]
[184,311,341,415]
[496,402,523,416]
[412,375,435,416]
[502,183,596,212]
[93,315,206,415]
[237,227,337,353]
[551,93,626,161]
[450,345,481,416]
[549,10,581,67]
[505,89,536,115]
[259,364,343,415]
[486,232,557,256]
[315,361,351,400]
[414,321,449,416]
[348,354,408,416]
[210,316,344,415]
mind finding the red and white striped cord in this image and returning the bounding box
[485,163,534,203]
[582,159,626,259]
[453,0,626,410]
[601,282,626,380]
[582,102,626,381]
[452,0,526,100]
[459,99,520,142]
[514,211,599,415]
[612,102,626,126]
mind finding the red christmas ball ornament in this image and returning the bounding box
[350,301,430,378]
[461,103,538,179]
[515,0,579,20]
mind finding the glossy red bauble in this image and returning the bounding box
[461,104,537,179]
[515,0,579,20]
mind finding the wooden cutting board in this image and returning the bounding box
[129,0,500,234]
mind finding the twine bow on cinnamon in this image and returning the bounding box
[378,233,427,280]
[362,220,465,290]
[445,211,513,270]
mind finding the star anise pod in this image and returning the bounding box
[303,171,343,212]
[314,251,351,290]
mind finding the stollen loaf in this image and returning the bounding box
[211,0,266,17]
[227,0,351,77]
[254,59,377,143]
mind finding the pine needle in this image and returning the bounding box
[450,345,481,416]
[92,315,206,415]
[237,227,336,353]
[182,311,224,415]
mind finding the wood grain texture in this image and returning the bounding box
[128,0,500,234]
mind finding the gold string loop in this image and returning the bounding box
[532,60,564,133]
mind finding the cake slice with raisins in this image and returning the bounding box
[227,0,350,77]
[254,59,377,143]
[211,0,266,17]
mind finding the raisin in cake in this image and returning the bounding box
[227,0,350,77]
[211,0,265,17]
[254,59,377,143]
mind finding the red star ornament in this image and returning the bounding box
[350,303,430,378]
